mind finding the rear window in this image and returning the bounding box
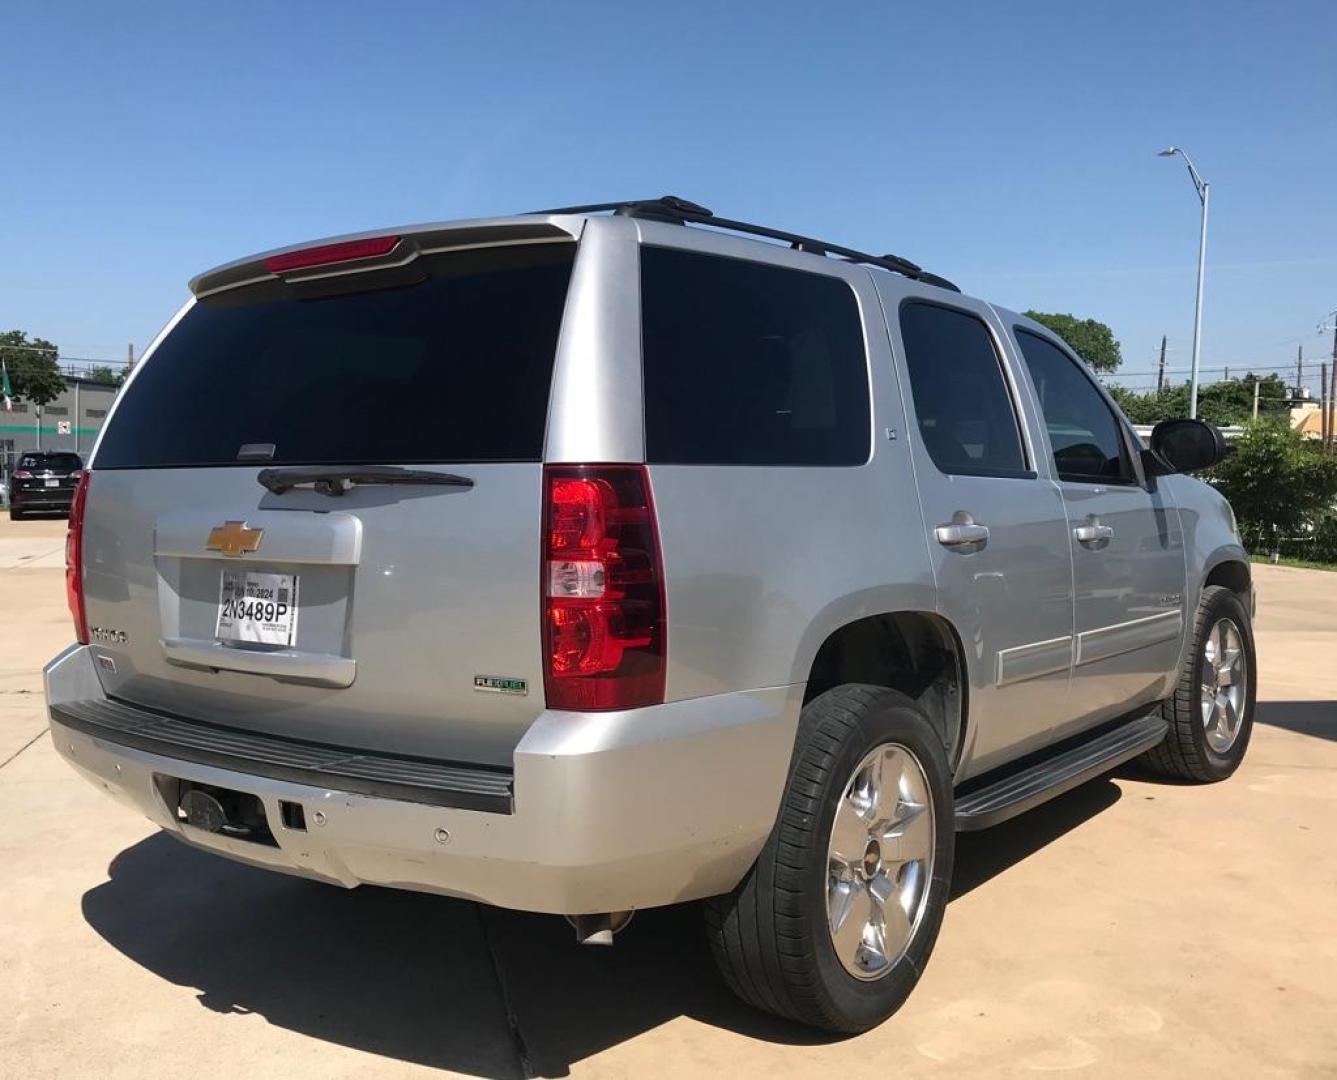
[94,243,575,468]
[19,453,82,471]
[641,247,870,466]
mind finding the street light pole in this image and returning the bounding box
[1159,147,1209,419]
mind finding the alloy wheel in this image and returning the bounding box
[1201,616,1247,754]
[825,742,936,980]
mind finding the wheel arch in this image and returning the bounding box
[802,610,968,769]
[1202,549,1253,617]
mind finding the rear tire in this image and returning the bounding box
[8,508,23,521]
[705,684,954,1033]
[1140,585,1256,782]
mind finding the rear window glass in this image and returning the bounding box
[19,453,82,471]
[641,247,870,466]
[94,243,575,468]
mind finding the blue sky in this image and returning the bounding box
[2,0,1334,393]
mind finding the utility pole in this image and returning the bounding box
[1156,335,1167,392]
[1252,377,1260,419]
[1330,325,1337,452]
[1320,364,1327,447]
[1297,344,1304,401]
[1223,365,1230,382]
[127,342,135,376]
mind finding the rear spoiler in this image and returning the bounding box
[189,216,582,299]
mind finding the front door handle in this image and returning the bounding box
[935,515,990,548]
[1073,522,1115,545]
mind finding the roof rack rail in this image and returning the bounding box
[533,195,960,292]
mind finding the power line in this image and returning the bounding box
[1106,363,1296,379]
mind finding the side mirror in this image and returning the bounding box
[1146,418,1227,475]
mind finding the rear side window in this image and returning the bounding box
[641,247,870,466]
[1013,329,1134,483]
[94,243,575,468]
[898,302,1028,477]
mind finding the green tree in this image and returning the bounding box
[1108,374,1289,427]
[1024,311,1122,372]
[0,330,65,407]
[1107,383,1164,423]
[85,365,125,387]
[1211,417,1337,551]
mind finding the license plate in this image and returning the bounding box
[216,570,298,647]
[44,479,58,488]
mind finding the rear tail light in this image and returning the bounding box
[65,471,91,645]
[14,470,32,479]
[542,465,666,711]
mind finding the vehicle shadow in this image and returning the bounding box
[950,777,1120,900]
[1253,699,1337,743]
[82,780,1121,1078]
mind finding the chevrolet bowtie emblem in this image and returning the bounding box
[206,520,264,557]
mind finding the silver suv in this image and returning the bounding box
[44,197,1255,1032]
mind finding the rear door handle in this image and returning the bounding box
[1073,523,1114,544]
[935,520,990,548]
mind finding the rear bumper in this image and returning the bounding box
[44,644,801,914]
[12,489,74,509]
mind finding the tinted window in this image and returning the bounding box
[94,244,575,468]
[641,248,870,466]
[1014,330,1133,483]
[19,453,82,471]
[898,302,1027,476]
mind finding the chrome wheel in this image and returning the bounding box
[826,742,935,981]
[1201,617,1247,754]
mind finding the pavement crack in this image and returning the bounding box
[0,726,48,770]
[475,903,534,1079]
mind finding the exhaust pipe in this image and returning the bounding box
[566,910,634,946]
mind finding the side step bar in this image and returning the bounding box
[954,710,1167,831]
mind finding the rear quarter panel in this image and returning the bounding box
[627,223,937,701]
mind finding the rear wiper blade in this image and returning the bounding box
[257,465,474,497]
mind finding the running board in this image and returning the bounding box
[954,710,1167,831]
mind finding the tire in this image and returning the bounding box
[1140,585,1256,782]
[8,508,23,521]
[704,684,954,1033]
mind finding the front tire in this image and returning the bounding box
[705,684,954,1033]
[1141,585,1256,782]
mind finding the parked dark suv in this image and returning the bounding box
[9,452,84,519]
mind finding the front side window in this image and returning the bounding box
[898,302,1028,477]
[641,247,870,466]
[1014,329,1134,483]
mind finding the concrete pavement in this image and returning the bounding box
[1,514,1334,1078]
